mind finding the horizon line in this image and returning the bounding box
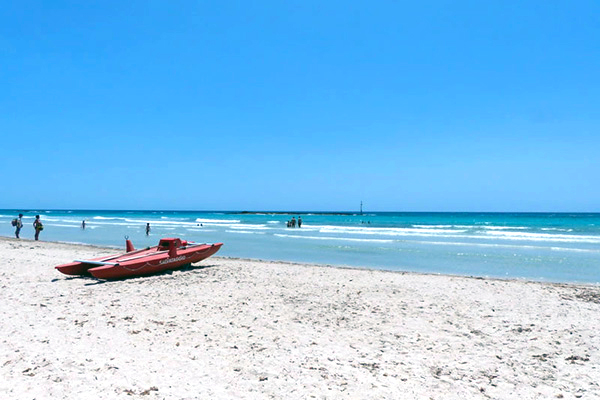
[1,208,598,214]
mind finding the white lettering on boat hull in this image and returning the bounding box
[158,255,187,265]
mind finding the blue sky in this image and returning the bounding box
[1,1,598,212]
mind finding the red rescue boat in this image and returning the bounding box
[55,237,223,280]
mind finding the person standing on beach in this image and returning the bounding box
[146,223,151,235]
[15,213,23,238]
[298,216,302,228]
[33,215,43,240]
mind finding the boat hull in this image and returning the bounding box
[55,242,223,280]
[55,252,124,276]
[90,244,222,279]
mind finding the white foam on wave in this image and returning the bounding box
[314,225,467,236]
[46,223,80,228]
[117,218,214,228]
[195,218,240,224]
[274,233,394,243]
[161,216,188,221]
[226,230,265,235]
[48,215,265,233]
[86,217,252,232]
[442,225,529,230]
[85,221,137,227]
[550,246,600,253]
[481,226,529,230]
[294,223,600,245]
[406,239,600,253]
[412,224,529,231]
[484,230,600,244]
[37,216,90,225]
[228,224,269,230]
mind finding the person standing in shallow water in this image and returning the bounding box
[15,213,23,238]
[33,215,43,240]
[81,220,86,229]
[298,216,302,228]
[146,223,151,235]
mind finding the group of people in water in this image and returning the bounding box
[286,216,302,228]
[12,214,44,240]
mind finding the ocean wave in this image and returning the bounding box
[313,225,468,236]
[290,224,600,245]
[225,230,265,234]
[228,224,269,230]
[480,226,529,230]
[195,218,240,224]
[73,217,249,231]
[45,223,80,228]
[445,225,529,230]
[412,225,453,228]
[81,221,138,227]
[122,218,206,227]
[33,216,86,225]
[274,233,394,243]
[405,240,600,253]
[484,230,600,244]
[412,224,529,231]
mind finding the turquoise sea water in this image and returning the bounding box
[1,210,599,284]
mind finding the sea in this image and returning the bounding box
[1,210,599,284]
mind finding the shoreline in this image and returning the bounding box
[1,237,599,399]
[3,235,598,287]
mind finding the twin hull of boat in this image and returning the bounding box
[56,243,223,279]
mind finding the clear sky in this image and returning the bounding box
[1,1,598,212]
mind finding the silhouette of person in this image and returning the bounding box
[81,220,86,229]
[291,217,296,228]
[146,223,151,235]
[15,213,23,238]
[33,215,43,241]
[298,216,302,228]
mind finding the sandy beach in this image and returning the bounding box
[0,237,599,399]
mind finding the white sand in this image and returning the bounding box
[0,237,599,399]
